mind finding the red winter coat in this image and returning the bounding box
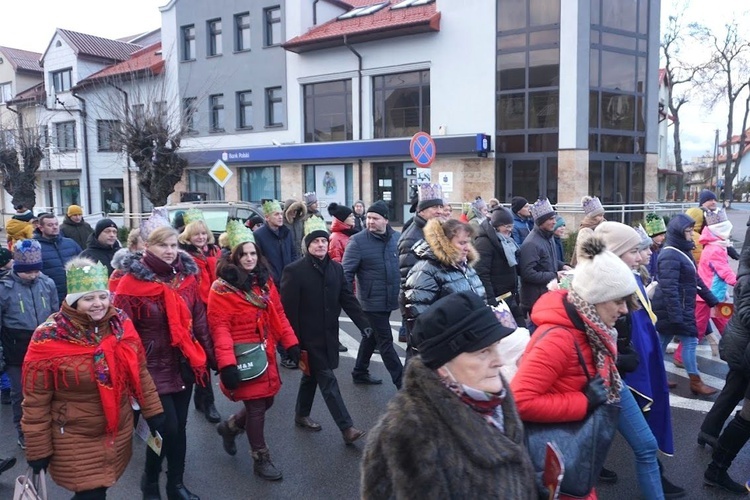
[511,289,597,423]
[207,278,298,401]
[181,244,220,305]
[328,218,355,263]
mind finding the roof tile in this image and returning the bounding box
[57,28,141,62]
[75,42,164,87]
[0,46,42,73]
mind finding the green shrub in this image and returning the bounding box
[118,226,130,245]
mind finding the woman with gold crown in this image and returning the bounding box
[22,258,164,499]
[209,220,300,481]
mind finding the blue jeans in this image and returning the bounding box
[660,334,698,375]
[618,385,664,500]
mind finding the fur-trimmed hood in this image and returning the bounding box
[117,249,198,281]
[111,248,142,271]
[284,200,307,224]
[413,218,479,267]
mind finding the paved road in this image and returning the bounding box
[1,207,750,499]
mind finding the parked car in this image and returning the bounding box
[158,201,263,238]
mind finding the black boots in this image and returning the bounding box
[657,459,686,499]
[704,413,750,494]
[252,448,282,481]
[697,430,719,449]
[140,473,161,500]
[216,415,243,456]
[194,386,221,424]
[166,483,199,500]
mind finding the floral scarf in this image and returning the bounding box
[23,304,144,444]
[567,290,622,403]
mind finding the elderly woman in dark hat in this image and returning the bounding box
[361,291,535,499]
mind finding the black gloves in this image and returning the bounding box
[584,375,608,413]
[286,345,301,365]
[616,341,640,374]
[28,456,51,474]
[220,365,241,390]
[361,328,373,339]
[146,413,167,437]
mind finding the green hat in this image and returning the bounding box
[645,213,666,236]
[262,199,282,217]
[183,208,205,225]
[65,259,110,306]
[303,217,329,249]
[226,219,255,249]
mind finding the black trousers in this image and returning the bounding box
[72,487,107,499]
[353,311,403,388]
[296,366,353,431]
[193,370,216,406]
[145,386,192,485]
[701,369,750,437]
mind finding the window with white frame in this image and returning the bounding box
[51,69,72,93]
[55,121,76,151]
[0,82,11,103]
[97,120,120,152]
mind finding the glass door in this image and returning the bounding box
[503,156,558,204]
[373,162,404,224]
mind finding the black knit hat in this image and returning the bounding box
[511,196,528,214]
[94,218,117,239]
[490,207,514,228]
[367,200,389,219]
[0,248,12,267]
[412,291,515,369]
[327,202,353,223]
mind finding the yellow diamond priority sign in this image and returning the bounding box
[208,159,233,188]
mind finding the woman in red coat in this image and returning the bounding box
[179,218,222,423]
[327,203,357,263]
[208,221,300,481]
[511,237,637,500]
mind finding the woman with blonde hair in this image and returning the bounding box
[114,221,215,500]
[23,258,164,499]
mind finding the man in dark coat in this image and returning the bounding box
[343,201,403,389]
[34,213,82,304]
[511,196,534,246]
[517,198,569,323]
[280,221,370,445]
[60,205,93,250]
[254,200,297,368]
[79,218,121,275]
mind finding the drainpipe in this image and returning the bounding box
[312,0,320,25]
[343,34,364,200]
[72,93,92,212]
[109,83,133,226]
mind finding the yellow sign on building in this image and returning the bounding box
[208,159,233,188]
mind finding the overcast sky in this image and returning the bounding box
[0,0,743,164]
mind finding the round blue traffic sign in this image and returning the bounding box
[410,132,436,168]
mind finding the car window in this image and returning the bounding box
[202,210,231,233]
[236,209,253,221]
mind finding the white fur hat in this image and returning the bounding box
[572,236,637,304]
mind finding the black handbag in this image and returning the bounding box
[524,329,621,498]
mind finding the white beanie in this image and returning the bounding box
[594,221,642,257]
[707,220,733,241]
[572,236,637,304]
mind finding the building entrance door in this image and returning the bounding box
[373,162,405,225]
[501,156,558,204]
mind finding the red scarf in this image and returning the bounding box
[116,272,207,383]
[192,246,219,305]
[22,305,144,444]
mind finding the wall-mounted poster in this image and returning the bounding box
[315,164,346,221]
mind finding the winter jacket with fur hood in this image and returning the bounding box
[361,358,536,500]
[283,199,307,259]
[113,252,215,394]
[400,219,485,333]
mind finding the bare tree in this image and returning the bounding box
[694,21,750,204]
[0,119,46,210]
[81,60,196,207]
[661,1,705,200]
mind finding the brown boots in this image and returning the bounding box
[252,448,283,481]
[216,415,243,456]
[689,374,718,396]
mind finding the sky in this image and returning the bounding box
[0,0,743,165]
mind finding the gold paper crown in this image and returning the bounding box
[226,219,255,249]
[183,208,205,225]
[66,262,110,295]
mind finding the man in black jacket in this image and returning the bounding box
[79,219,121,275]
[280,219,370,445]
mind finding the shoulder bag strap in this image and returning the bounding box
[528,326,592,383]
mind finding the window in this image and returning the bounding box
[0,82,11,103]
[338,2,388,19]
[60,179,80,210]
[235,13,251,51]
[97,120,120,152]
[209,94,224,132]
[304,80,352,142]
[265,87,283,126]
[55,121,76,151]
[264,7,281,46]
[392,0,435,8]
[208,19,222,56]
[183,97,197,131]
[181,25,196,60]
[373,70,430,138]
[240,166,281,202]
[237,91,253,129]
[51,69,72,93]
[189,169,225,201]
[101,179,125,213]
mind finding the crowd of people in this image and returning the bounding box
[0,187,750,499]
